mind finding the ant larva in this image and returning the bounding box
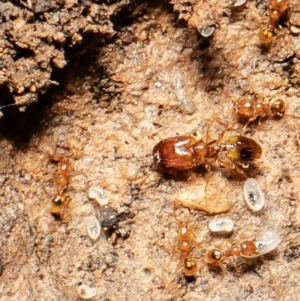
[51,157,72,220]
[243,178,265,212]
[259,0,289,48]
[153,129,262,177]
[206,230,281,272]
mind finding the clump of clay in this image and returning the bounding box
[176,186,231,214]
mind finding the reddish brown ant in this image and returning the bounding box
[153,129,262,177]
[236,96,286,130]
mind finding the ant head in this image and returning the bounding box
[271,99,285,118]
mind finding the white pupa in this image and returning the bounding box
[88,186,108,206]
[241,230,281,258]
[77,284,97,299]
[243,178,265,212]
[255,230,281,255]
[208,218,234,234]
[85,216,101,240]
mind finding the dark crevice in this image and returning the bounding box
[0,0,182,148]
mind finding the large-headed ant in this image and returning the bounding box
[153,129,262,177]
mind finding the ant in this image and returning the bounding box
[51,158,72,220]
[176,220,198,277]
[259,0,289,47]
[206,230,280,273]
[174,203,198,277]
[153,129,262,177]
[235,96,286,131]
[207,243,261,274]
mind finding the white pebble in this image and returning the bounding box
[77,284,97,299]
[232,0,247,7]
[243,178,264,212]
[208,218,234,234]
[85,216,101,240]
[255,230,281,255]
[88,186,108,206]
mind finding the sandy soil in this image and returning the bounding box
[0,0,300,300]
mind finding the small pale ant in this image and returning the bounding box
[259,0,289,47]
[236,96,285,131]
[206,230,281,273]
[172,202,198,277]
[51,158,72,220]
[236,96,300,132]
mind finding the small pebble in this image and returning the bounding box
[243,178,264,212]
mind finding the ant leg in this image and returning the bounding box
[172,201,182,223]
[217,158,235,170]
[240,116,258,135]
[204,121,215,144]
[204,120,228,144]
[204,163,211,191]
[216,127,235,145]
[217,159,248,179]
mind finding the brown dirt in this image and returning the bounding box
[1,0,300,300]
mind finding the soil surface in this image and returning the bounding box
[1,0,300,300]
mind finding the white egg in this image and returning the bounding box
[208,218,234,234]
[233,0,247,7]
[77,284,97,299]
[88,186,108,206]
[85,216,101,240]
[243,178,264,212]
[200,26,215,37]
